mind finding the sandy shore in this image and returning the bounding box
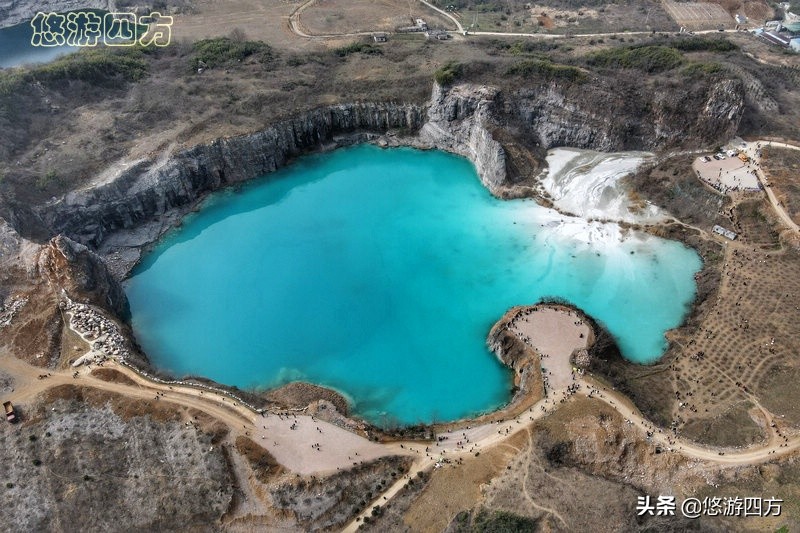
[506,305,593,392]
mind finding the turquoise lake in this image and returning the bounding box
[0,18,78,68]
[126,145,702,425]
[0,10,124,69]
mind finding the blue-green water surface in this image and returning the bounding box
[126,145,701,425]
[0,10,123,68]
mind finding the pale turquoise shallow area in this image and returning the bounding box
[126,145,702,425]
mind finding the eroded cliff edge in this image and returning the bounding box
[11,79,744,272]
[0,78,744,376]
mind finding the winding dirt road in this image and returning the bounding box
[287,1,741,41]
[742,140,800,233]
[3,310,799,531]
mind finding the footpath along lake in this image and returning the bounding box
[126,145,701,425]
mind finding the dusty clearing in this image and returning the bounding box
[299,0,453,35]
[761,147,800,226]
[663,0,735,30]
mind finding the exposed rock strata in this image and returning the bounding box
[38,235,128,317]
[419,83,506,190]
[0,78,747,396]
[15,79,745,274]
[505,78,745,151]
[34,102,427,256]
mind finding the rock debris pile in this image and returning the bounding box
[0,296,28,328]
[61,299,129,365]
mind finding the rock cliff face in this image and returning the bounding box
[504,78,744,152]
[0,0,115,28]
[17,78,745,277]
[35,103,426,250]
[419,83,506,190]
[37,235,128,317]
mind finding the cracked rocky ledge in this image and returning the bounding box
[0,79,744,374]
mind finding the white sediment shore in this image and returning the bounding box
[542,148,664,224]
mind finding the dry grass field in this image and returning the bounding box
[761,147,800,226]
[668,211,800,444]
[442,0,676,34]
[663,1,735,30]
[299,0,454,35]
[168,0,309,50]
[616,155,800,448]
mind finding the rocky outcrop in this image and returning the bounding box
[38,235,128,317]
[34,103,426,254]
[419,83,506,190]
[506,78,745,152]
[0,0,115,28]
[17,78,745,278]
[28,85,510,268]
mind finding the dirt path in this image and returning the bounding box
[1,352,401,476]
[743,140,800,233]
[418,0,463,33]
[4,338,800,532]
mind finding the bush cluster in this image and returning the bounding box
[587,45,684,73]
[506,58,586,82]
[669,37,737,53]
[192,37,273,67]
[433,61,463,86]
[332,41,383,57]
[681,62,725,78]
[0,47,148,97]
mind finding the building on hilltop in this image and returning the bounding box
[425,29,450,40]
[713,225,738,240]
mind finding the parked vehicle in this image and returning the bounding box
[3,401,16,423]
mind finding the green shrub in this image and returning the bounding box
[332,41,383,57]
[681,62,725,78]
[192,37,273,67]
[587,45,683,73]
[32,47,148,85]
[473,509,538,532]
[670,37,737,52]
[36,169,59,190]
[434,61,463,86]
[507,58,586,82]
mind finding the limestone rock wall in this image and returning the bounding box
[419,83,506,190]
[19,78,745,273]
[35,103,427,248]
[505,78,745,152]
[37,235,129,317]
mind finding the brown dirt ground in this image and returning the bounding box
[299,0,454,35]
[402,430,529,532]
[663,0,735,31]
[603,154,800,447]
[234,435,286,483]
[90,367,139,386]
[761,147,800,226]
[459,0,676,35]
